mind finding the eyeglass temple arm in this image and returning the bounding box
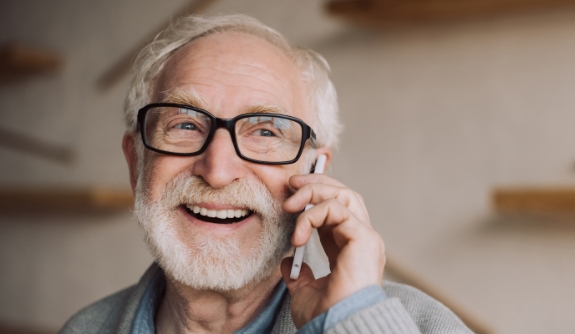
[309,129,318,149]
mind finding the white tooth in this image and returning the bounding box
[216,210,227,219]
[193,206,200,214]
[227,210,234,218]
[241,209,248,217]
[207,210,217,218]
[200,208,207,216]
[234,209,241,218]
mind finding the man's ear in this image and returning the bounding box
[122,133,139,193]
[314,147,332,171]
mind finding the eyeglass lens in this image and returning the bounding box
[143,106,304,162]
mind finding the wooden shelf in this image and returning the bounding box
[493,187,575,214]
[0,43,61,80]
[326,0,575,27]
[0,126,75,164]
[0,187,134,212]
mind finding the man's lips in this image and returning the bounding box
[182,204,254,224]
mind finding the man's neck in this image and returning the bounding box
[155,268,283,334]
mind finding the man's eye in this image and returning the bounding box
[254,129,276,137]
[174,123,197,130]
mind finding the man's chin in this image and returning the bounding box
[155,242,286,293]
[161,255,286,297]
[144,216,290,292]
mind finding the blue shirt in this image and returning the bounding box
[131,268,386,333]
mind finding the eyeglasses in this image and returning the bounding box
[137,103,317,165]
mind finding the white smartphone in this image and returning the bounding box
[290,154,327,280]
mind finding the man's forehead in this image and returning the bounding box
[158,31,302,85]
[153,32,310,119]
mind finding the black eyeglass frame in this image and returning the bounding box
[137,103,318,165]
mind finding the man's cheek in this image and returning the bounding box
[144,159,180,201]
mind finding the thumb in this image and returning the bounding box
[281,257,315,293]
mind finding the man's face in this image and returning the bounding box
[130,32,317,291]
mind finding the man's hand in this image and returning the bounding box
[280,174,386,328]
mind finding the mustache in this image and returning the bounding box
[158,172,283,215]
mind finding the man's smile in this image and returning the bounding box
[182,204,254,224]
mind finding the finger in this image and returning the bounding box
[284,185,369,223]
[289,174,347,190]
[292,199,364,246]
[280,257,315,289]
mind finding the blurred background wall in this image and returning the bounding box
[1,0,575,333]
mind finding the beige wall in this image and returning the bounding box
[324,12,575,334]
[1,0,575,333]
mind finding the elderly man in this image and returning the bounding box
[61,15,470,334]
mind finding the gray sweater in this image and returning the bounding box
[60,264,472,334]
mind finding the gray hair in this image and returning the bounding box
[124,14,341,150]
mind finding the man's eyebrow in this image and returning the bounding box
[159,90,289,116]
[161,88,206,108]
[242,105,289,115]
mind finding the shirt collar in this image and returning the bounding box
[131,266,287,334]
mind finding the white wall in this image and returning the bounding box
[1,1,575,333]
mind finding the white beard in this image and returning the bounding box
[134,172,296,292]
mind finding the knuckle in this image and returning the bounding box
[335,188,353,206]
[326,197,343,207]
[300,183,314,193]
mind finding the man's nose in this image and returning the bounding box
[191,128,248,188]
